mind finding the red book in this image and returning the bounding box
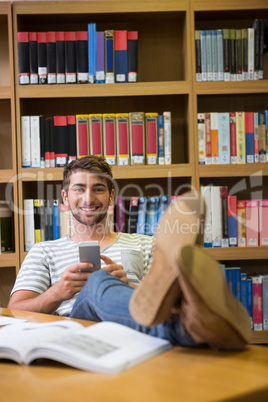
[89,114,102,156]
[229,112,237,164]
[116,113,129,166]
[252,276,263,331]
[103,114,116,165]
[145,113,158,165]
[245,112,254,164]
[259,199,268,246]
[246,200,259,247]
[76,115,89,158]
[129,112,145,165]
[18,32,30,84]
[67,115,76,162]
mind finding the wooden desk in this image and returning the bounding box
[1,308,268,402]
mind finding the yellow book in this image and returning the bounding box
[236,112,245,164]
[33,199,41,243]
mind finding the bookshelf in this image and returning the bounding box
[0,2,19,308]
[191,0,268,342]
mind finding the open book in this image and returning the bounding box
[0,320,172,374]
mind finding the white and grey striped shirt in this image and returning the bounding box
[11,233,154,316]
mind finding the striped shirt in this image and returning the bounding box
[11,233,154,316]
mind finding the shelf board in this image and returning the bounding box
[19,164,194,182]
[192,0,268,11]
[0,86,12,99]
[0,169,17,183]
[198,164,268,178]
[250,331,268,345]
[0,253,18,268]
[195,80,268,95]
[16,81,190,99]
[206,247,268,261]
[14,0,188,14]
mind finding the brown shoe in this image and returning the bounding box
[177,245,251,350]
[129,190,204,326]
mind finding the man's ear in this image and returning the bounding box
[61,189,68,205]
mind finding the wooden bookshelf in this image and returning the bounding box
[0,2,19,308]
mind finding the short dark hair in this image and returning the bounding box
[63,155,114,195]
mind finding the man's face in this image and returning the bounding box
[64,170,112,227]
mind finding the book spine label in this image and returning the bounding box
[116,114,129,166]
[103,114,116,165]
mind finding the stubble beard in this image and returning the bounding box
[70,205,107,227]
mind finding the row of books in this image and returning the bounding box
[18,26,138,85]
[222,266,268,331]
[21,112,172,168]
[198,111,268,165]
[195,19,267,82]
[0,201,13,254]
[201,186,268,248]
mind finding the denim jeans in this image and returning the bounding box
[70,270,199,347]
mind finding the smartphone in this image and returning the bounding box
[78,241,101,272]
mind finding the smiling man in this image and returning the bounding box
[8,156,154,316]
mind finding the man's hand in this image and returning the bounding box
[100,255,129,284]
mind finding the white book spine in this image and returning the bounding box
[164,112,171,165]
[211,186,222,247]
[218,112,230,164]
[201,186,212,247]
[248,28,254,81]
[197,113,206,164]
[21,116,31,168]
[30,116,41,168]
[24,199,35,251]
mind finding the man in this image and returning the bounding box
[9,155,251,350]
[9,155,154,315]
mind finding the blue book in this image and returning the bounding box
[158,115,164,165]
[218,112,230,164]
[240,273,247,306]
[245,112,254,163]
[145,197,158,236]
[246,278,253,329]
[136,197,147,235]
[114,30,128,83]
[105,30,114,83]
[53,200,60,240]
[232,267,241,300]
[227,195,237,247]
[225,268,233,294]
[88,23,96,83]
[157,195,170,223]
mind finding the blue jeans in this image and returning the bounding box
[70,270,199,347]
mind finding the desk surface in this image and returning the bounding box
[1,308,268,402]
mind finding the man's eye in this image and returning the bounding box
[74,188,83,192]
[95,188,104,193]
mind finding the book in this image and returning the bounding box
[23,199,35,251]
[195,30,202,82]
[210,112,219,164]
[248,28,255,80]
[201,186,212,248]
[254,112,259,163]
[223,29,230,81]
[30,115,41,168]
[242,28,248,81]
[116,113,129,166]
[252,276,263,330]
[145,113,158,165]
[218,112,230,164]
[96,32,105,83]
[21,115,31,168]
[253,19,260,80]
[211,186,222,248]
[88,23,97,84]
[59,203,71,238]
[65,31,77,84]
[258,111,266,163]
[229,29,236,81]
[246,200,258,247]
[204,113,212,165]
[157,115,164,165]
[34,199,42,243]
[18,32,30,84]
[128,197,139,234]
[229,112,237,164]
[265,110,268,162]
[67,115,77,162]
[206,30,212,82]
[237,200,246,247]
[129,112,145,165]
[136,196,147,235]
[220,186,229,247]
[45,199,53,241]
[227,195,237,247]
[236,112,246,164]
[263,276,268,330]
[47,31,56,84]
[39,115,45,168]
[145,196,158,236]
[0,320,171,374]
[235,29,242,81]
[76,31,88,83]
[89,114,103,157]
[245,112,254,163]
[127,31,138,82]
[157,195,170,223]
[217,29,224,81]
[76,115,90,158]
[0,201,13,253]
[53,199,60,240]
[103,114,116,165]
[56,31,65,84]
[258,19,265,80]
[29,32,38,84]
[114,30,128,83]
[37,32,47,84]
[246,278,253,329]
[258,199,268,246]
[54,116,68,167]
[104,30,114,83]
[211,30,218,81]
[163,111,172,165]
[200,30,207,81]
[197,113,205,165]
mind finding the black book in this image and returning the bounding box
[253,19,260,79]
[54,116,68,167]
[76,31,88,83]
[56,31,65,84]
[235,30,242,80]
[49,117,55,168]
[37,32,47,84]
[258,19,266,80]
[67,115,77,162]
[18,32,30,84]
[195,30,201,82]
[242,29,248,80]
[223,29,230,81]
[229,29,236,80]
[65,31,77,83]
[128,197,139,234]
[127,31,138,82]
[47,31,57,84]
[39,115,45,168]
[29,32,38,84]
